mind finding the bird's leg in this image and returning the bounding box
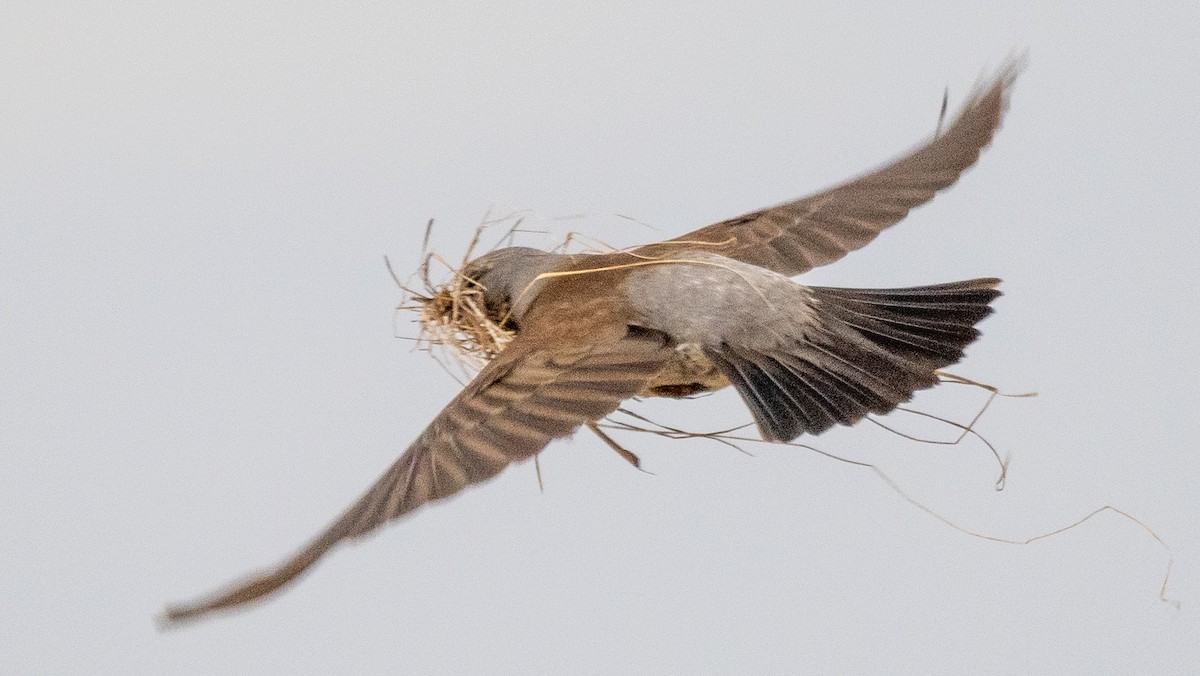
[586,422,643,470]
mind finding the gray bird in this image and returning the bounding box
[164,61,1019,624]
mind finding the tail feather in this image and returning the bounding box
[707,278,1000,441]
[708,349,833,440]
[814,280,998,363]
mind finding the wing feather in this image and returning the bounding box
[162,328,670,625]
[646,60,1021,276]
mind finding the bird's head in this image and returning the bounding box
[461,247,568,328]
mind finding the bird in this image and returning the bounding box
[163,60,1020,624]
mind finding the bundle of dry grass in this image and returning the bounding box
[391,215,536,380]
[400,258,514,377]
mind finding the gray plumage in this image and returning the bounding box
[460,247,571,325]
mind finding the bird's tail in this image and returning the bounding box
[704,278,1001,442]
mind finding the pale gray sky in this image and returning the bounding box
[4,2,1199,674]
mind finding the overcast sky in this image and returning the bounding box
[4,2,1199,674]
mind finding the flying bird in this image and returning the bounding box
[164,61,1020,624]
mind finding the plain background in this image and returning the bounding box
[4,2,1199,674]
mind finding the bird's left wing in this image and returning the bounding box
[163,324,671,624]
[642,60,1021,277]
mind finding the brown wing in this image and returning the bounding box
[647,60,1022,277]
[162,326,670,625]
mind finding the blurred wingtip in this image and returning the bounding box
[156,597,225,629]
[155,603,204,631]
[975,52,1028,103]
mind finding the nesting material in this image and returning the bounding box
[394,214,570,379]
[398,256,515,380]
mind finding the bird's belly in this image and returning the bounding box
[640,342,730,398]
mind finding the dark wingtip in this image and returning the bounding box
[157,604,203,630]
[156,540,331,627]
[156,591,252,628]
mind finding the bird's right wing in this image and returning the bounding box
[644,59,1022,277]
[162,324,671,625]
